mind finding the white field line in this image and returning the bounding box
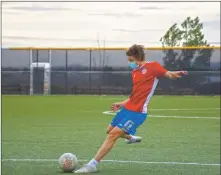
[99,97,220,100]
[1,159,220,166]
[103,108,220,112]
[62,108,220,114]
[149,108,220,111]
[71,108,220,113]
[148,115,220,119]
[102,111,220,119]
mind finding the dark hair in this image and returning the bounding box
[126,44,145,61]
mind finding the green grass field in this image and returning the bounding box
[2,95,220,175]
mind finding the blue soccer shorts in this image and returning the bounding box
[110,108,147,135]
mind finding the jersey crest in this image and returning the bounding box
[141,68,147,74]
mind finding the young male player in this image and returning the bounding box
[75,44,188,173]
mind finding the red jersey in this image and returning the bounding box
[125,61,168,113]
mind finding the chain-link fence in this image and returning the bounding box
[2,47,220,95]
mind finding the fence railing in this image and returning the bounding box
[2,47,221,95]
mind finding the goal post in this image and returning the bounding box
[30,62,51,95]
[29,49,51,95]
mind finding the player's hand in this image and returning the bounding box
[174,71,188,78]
[111,102,123,112]
[178,71,188,76]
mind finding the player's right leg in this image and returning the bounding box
[116,109,147,144]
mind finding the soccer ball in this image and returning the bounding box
[58,153,78,172]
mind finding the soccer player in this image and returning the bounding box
[75,44,188,173]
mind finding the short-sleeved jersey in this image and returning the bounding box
[125,61,168,114]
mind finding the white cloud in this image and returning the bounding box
[2,1,220,47]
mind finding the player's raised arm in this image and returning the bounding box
[164,71,188,80]
[152,61,188,79]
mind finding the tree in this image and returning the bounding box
[159,17,213,93]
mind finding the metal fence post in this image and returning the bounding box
[29,49,33,95]
[65,49,68,94]
[89,49,92,93]
[48,49,52,95]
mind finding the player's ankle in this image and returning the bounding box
[130,136,137,141]
[127,135,136,141]
[87,159,98,167]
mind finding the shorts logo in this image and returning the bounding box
[123,120,135,131]
[141,68,147,74]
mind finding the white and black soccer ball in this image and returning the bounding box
[58,153,78,172]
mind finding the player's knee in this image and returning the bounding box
[106,125,114,134]
[107,132,119,141]
[108,130,122,140]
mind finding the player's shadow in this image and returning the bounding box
[55,162,84,174]
[55,171,73,174]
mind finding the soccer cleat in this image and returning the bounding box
[125,136,142,144]
[74,164,98,174]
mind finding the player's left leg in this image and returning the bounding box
[75,109,147,173]
[74,127,125,173]
[106,124,114,134]
[94,127,125,161]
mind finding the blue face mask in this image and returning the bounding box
[128,62,139,69]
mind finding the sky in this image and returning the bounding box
[2,1,221,47]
